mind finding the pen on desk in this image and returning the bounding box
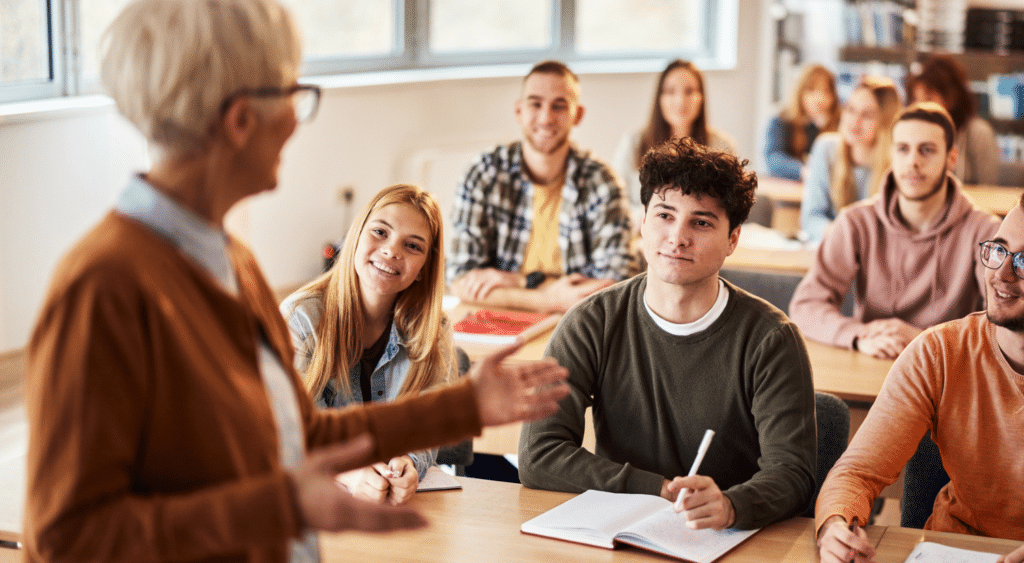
[674,429,716,511]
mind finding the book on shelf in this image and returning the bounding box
[452,309,560,345]
[520,490,759,563]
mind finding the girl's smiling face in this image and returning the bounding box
[354,202,432,303]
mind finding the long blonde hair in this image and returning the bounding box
[293,184,452,402]
[780,64,840,160]
[832,76,901,210]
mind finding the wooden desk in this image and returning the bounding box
[965,184,1023,217]
[756,177,1023,236]
[320,477,887,562]
[757,176,804,237]
[875,526,1022,561]
[0,547,19,563]
[757,176,803,206]
[805,339,893,404]
[724,244,815,276]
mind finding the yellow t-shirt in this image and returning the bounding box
[520,176,564,276]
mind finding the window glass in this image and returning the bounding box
[282,0,396,59]
[576,0,704,54]
[80,0,135,80]
[0,0,49,84]
[430,0,551,53]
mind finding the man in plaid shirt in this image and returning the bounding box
[447,61,635,313]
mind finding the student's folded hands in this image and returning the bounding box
[288,435,427,533]
[334,455,418,505]
[856,318,923,359]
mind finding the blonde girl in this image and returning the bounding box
[282,183,454,505]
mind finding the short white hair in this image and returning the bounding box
[100,0,303,154]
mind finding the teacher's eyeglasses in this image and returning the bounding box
[979,240,1024,280]
[221,84,321,124]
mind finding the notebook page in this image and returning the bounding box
[616,506,760,563]
[904,542,1000,563]
[520,490,669,548]
[417,466,462,491]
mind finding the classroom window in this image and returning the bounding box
[575,0,705,54]
[1,0,56,99]
[429,0,552,54]
[80,0,135,81]
[0,0,730,104]
[282,0,397,59]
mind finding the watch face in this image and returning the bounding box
[526,271,547,289]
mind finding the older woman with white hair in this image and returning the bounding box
[22,0,569,562]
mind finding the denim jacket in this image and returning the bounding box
[280,291,443,478]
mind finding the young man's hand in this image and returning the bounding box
[662,475,735,530]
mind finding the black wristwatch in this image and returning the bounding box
[525,271,547,289]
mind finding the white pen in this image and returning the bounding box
[674,429,716,512]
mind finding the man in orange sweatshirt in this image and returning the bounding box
[815,191,1024,562]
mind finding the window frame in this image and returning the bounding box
[1,0,734,105]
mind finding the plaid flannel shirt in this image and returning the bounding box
[446,141,634,284]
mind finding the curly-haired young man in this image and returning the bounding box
[519,137,817,531]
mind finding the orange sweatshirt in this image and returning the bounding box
[815,312,1024,539]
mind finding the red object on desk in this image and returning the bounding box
[454,310,560,345]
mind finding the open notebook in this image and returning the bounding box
[903,541,1001,563]
[521,490,758,562]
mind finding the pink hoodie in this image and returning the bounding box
[789,172,1001,348]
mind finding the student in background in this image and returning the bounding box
[790,103,999,359]
[613,59,737,216]
[815,192,1024,562]
[908,53,1000,185]
[282,184,453,506]
[800,76,901,242]
[448,61,634,314]
[520,138,816,532]
[763,63,841,181]
[22,0,571,560]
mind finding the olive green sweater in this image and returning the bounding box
[519,274,816,530]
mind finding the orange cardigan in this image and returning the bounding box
[24,213,481,562]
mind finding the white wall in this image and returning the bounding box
[0,1,767,353]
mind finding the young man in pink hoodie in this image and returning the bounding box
[789,102,1000,359]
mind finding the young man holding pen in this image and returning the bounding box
[518,138,817,531]
[815,193,1024,562]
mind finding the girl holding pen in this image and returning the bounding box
[282,184,455,505]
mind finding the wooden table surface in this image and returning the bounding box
[874,526,1023,561]
[320,476,886,563]
[805,339,893,403]
[724,243,815,276]
[756,177,1022,237]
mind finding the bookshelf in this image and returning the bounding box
[837,1,1024,155]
